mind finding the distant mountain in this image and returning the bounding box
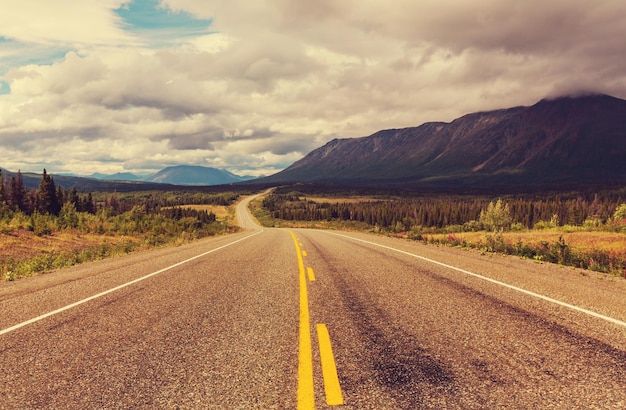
[88,172,145,181]
[0,168,172,192]
[145,165,255,185]
[261,94,626,190]
[1,165,256,191]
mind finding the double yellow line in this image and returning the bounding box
[289,231,344,409]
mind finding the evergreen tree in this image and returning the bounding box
[56,185,65,207]
[37,169,61,215]
[68,187,79,209]
[0,169,6,205]
[8,170,27,212]
[82,192,96,214]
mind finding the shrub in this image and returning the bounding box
[613,203,626,222]
[479,199,512,232]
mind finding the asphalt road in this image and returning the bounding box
[1,193,625,409]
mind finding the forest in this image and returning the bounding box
[261,190,626,231]
[0,169,245,280]
[257,185,626,276]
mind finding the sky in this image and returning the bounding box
[1,0,626,177]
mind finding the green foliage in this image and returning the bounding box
[479,199,512,232]
[430,232,623,276]
[37,169,61,215]
[1,188,241,281]
[613,203,626,222]
[7,171,28,212]
[58,202,79,229]
[260,188,626,277]
[30,212,56,236]
[261,189,625,233]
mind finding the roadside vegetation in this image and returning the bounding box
[252,186,626,278]
[0,169,245,281]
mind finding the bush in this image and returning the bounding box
[59,202,79,229]
[613,203,626,222]
[479,199,512,232]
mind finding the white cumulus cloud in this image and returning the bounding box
[1,0,626,177]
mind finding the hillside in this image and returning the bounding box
[0,168,175,192]
[261,94,626,190]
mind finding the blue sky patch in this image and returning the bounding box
[115,0,213,44]
[0,80,10,95]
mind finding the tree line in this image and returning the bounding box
[0,169,95,216]
[261,192,625,231]
[0,169,239,219]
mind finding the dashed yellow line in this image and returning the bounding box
[290,230,344,408]
[317,324,344,405]
[290,231,315,409]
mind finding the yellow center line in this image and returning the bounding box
[307,267,316,282]
[290,231,315,409]
[317,324,344,406]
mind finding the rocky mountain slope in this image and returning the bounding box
[262,94,626,189]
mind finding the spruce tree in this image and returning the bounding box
[37,169,61,215]
[68,187,79,209]
[83,192,95,214]
[8,170,27,212]
[0,169,6,205]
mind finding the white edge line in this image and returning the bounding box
[330,232,626,329]
[0,230,264,337]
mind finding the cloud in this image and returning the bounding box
[1,0,626,177]
[0,0,135,47]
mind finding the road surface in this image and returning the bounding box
[1,192,625,409]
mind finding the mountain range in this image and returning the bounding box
[260,94,626,190]
[3,94,626,193]
[83,166,255,185]
[0,165,255,191]
[145,165,255,185]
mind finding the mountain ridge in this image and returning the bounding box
[0,165,255,191]
[260,94,626,189]
[145,165,254,185]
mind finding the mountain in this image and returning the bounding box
[88,172,145,181]
[0,168,173,192]
[1,166,256,191]
[145,165,254,185]
[261,94,626,190]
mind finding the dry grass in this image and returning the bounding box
[432,229,626,257]
[163,205,231,219]
[0,229,140,262]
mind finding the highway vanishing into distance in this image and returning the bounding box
[1,192,626,409]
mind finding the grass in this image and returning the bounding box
[419,229,626,277]
[0,204,236,281]
[429,230,626,255]
[162,204,231,220]
[0,229,144,281]
[252,195,626,278]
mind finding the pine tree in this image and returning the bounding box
[68,187,79,208]
[0,169,6,205]
[82,192,96,214]
[8,170,27,212]
[37,169,61,215]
